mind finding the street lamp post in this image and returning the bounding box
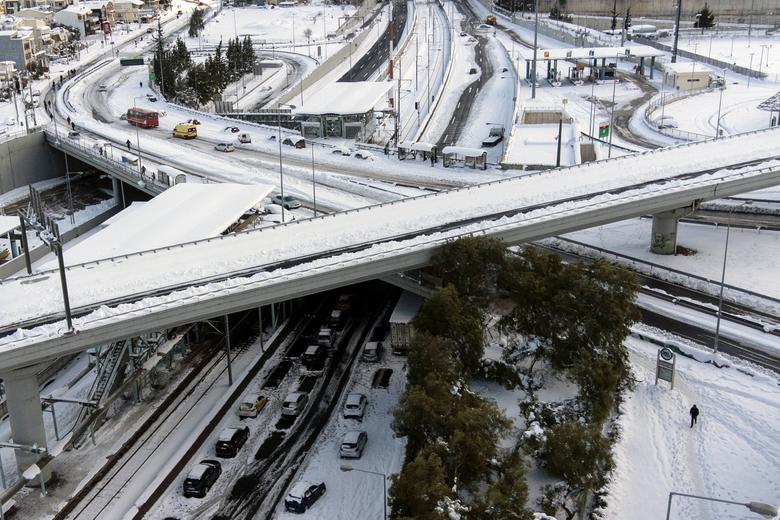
[713,200,751,353]
[531,0,539,98]
[715,68,726,138]
[132,96,145,175]
[748,52,755,88]
[310,142,318,217]
[340,465,387,519]
[276,103,295,223]
[666,491,777,520]
[608,53,619,158]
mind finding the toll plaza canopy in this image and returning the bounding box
[293,81,393,116]
[45,183,273,268]
[531,45,665,61]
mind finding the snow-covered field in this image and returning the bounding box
[671,33,780,81]
[606,334,780,520]
[563,217,780,299]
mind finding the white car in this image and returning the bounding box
[5,117,16,126]
[215,143,235,152]
[339,431,367,459]
[98,83,108,92]
[282,392,308,417]
[343,393,367,419]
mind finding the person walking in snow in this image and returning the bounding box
[690,404,700,428]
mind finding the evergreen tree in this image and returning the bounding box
[623,6,632,30]
[389,448,450,520]
[188,8,205,38]
[695,3,715,28]
[152,20,176,98]
[432,237,506,305]
[539,422,614,496]
[241,35,256,73]
[413,286,485,376]
[472,451,534,520]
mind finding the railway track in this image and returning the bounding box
[537,241,780,373]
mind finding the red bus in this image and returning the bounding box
[127,107,159,128]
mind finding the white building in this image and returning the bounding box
[663,61,713,92]
[53,3,92,36]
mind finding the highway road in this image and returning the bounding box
[341,0,409,82]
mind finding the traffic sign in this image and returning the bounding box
[598,123,609,138]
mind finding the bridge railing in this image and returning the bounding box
[643,89,715,142]
[13,127,780,281]
[45,130,169,195]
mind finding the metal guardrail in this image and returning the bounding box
[635,36,768,79]
[45,130,169,196]
[643,89,714,142]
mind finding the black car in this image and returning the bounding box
[284,481,326,513]
[183,459,222,498]
[215,426,250,458]
[302,344,326,369]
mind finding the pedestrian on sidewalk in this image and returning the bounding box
[690,404,700,428]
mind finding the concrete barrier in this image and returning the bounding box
[0,131,65,196]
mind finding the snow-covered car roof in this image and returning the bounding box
[186,463,210,480]
[288,481,316,499]
[217,427,242,442]
[242,394,260,403]
[342,430,364,444]
[305,344,321,355]
[345,393,365,406]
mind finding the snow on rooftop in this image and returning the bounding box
[288,481,314,499]
[664,61,711,74]
[389,292,424,324]
[535,45,664,61]
[294,81,392,116]
[0,215,19,236]
[45,183,272,268]
[186,463,210,480]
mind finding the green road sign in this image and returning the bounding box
[149,72,156,83]
[598,124,609,138]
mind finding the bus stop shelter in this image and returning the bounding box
[442,146,487,170]
[398,141,438,163]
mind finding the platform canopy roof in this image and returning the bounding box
[0,215,19,237]
[294,81,393,116]
[46,183,273,268]
[530,45,664,61]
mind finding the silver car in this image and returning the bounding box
[215,143,235,152]
[339,431,367,459]
[343,393,367,420]
[282,392,308,417]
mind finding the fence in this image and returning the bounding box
[643,89,714,142]
[635,36,767,79]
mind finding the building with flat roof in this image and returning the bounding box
[294,81,393,140]
[663,61,713,91]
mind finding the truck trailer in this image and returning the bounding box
[389,292,424,355]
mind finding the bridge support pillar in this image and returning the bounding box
[2,365,51,486]
[651,208,693,254]
[111,177,124,208]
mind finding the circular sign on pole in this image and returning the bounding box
[659,347,674,361]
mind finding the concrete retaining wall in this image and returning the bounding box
[275,1,381,108]
[0,132,65,196]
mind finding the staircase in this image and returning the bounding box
[89,339,128,404]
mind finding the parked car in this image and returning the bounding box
[460,31,468,36]
[481,126,505,147]
[361,341,383,362]
[339,430,367,458]
[282,136,306,148]
[215,425,249,458]
[332,146,351,156]
[5,117,16,126]
[329,309,344,329]
[468,67,478,74]
[98,83,108,92]
[146,93,157,102]
[352,150,375,160]
[183,459,222,498]
[272,194,301,209]
[238,132,252,143]
[238,394,268,418]
[284,481,326,513]
[68,130,80,139]
[225,125,240,133]
[282,392,308,417]
[302,344,327,368]
[343,393,367,419]
[215,142,236,152]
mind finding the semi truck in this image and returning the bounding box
[389,292,424,355]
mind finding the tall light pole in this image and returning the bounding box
[340,465,387,519]
[277,103,295,223]
[748,52,755,88]
[713,200,751,353]
[310,142,318,217]
[671,0,682,63]
[666,491,777,520]
[132,96,145,175]
[715,68,726,138]
[531,0,539,98]
[608,53,618,158]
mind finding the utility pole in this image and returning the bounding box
[531,0,539,98]
[620,0,628,46]
[672,0,682,63]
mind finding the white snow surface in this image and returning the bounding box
[605,335,780,520]
[2,129,780,349]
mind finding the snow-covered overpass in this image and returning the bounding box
[2,128,780,372]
